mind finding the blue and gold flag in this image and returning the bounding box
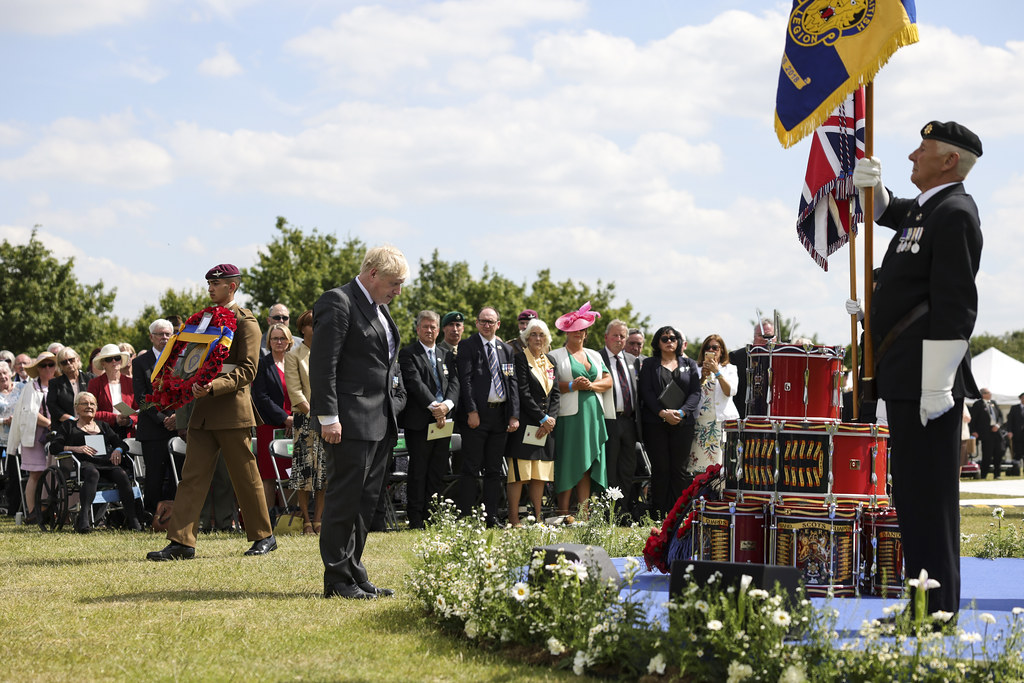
[775,0,918,148]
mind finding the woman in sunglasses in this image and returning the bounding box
[687,334,739,474]
[87,344,137,439]
[638,326,700,518]
[47,347,90,425]
[8,352,58,523]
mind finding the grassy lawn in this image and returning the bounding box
[0,522,580,682]
[2,481,1022,682]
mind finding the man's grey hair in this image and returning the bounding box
[415,310,440,327]
[150,318,174,334]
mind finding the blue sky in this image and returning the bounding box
[2,0,1022,349]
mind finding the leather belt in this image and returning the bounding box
[486,402,505,408]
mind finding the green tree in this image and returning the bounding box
[123,286,211,352]
[241,217,365,334]
[970,330,1024,363]
[747,313,820,346]
[0,228,119,355]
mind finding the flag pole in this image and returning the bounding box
[848,202,860,420]
[862,82,876,400]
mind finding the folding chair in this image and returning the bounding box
[269,438,297,511]
[381,432,409,531]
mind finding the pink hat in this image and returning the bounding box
[555,302,600,332]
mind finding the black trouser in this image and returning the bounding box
[405,428,452,528]
[604,415,638,494]
[457,404,509,526]
[888,398,962,614]
[141,437,176,514]
[643,420,695,518]
[76,463,138,531]
[979,433,1003,478]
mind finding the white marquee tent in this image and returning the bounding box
[971,347,1024,406]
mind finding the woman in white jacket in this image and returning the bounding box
[8,352,57,523]
[686,334,738,474]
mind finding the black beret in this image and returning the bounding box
[441,311,465,327]
[921,120,982,157]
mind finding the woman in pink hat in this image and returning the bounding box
[547,303,614,521]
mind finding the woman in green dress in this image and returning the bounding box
[549,303,614,521]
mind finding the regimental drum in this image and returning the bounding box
[694,500,767,564]
[723,420,889,506]
[771,504,861,597]
[861,507,905,597]
[745,344,844,422]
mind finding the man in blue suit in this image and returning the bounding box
[310,245,408,600]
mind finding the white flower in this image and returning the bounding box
[434,595,447,611]
[572,650,587,675]
[464,619,479,639]
[779,663,807,683]
[624,557,641,573]
[959,631,982,643]
[512,582,529,602]
[907,568,941,591]
[547,637,566,656]
[749,588,769,600]
[771,609,792,627]
[1013,607,1024,616]
[993,506,1005,519]
[695,600,710,613]
[606,486,624,501]
[707,619,724,631]
[931,610,955,623]
[647,652,667,675]
[739,574,753,594]
[980,612,997,625]
[482,558,497,571]
[571,560,589,582]
[727,660,754,683]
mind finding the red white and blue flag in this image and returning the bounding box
[796,87,864,271]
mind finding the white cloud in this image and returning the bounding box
[0,123,23,146]
[198,43,243,78]
[120,57,168,84]
[0,0,151,35]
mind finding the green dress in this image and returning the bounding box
[554,353,609,493]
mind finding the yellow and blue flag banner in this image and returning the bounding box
[775,0,918,148]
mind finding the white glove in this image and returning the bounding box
[920,339,968,426]
[852,157,889,220]
[845,298,863,321]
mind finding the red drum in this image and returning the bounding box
[745,344,844,422]
[695,500,767,564]
[771,504,861,597]
[862,508,905,597]
[723,420,889,506]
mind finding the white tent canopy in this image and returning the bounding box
[971,347,1024,406]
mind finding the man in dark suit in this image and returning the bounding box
[729,319,774,420]
[855,120,983,615]
[398,310,460,529]
[1005,392,1024,463]
[970,388,1005,478]
[310,245,408,600]
[456,306,520,527]
[599,320,640,508]
[147,264,276,561]
[624,328,645,361]
[437,311,465,356]
[133,318,179,517]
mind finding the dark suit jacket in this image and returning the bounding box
[398,342,460,431]
[309,278,404,441]
[637,355,700,425]
[1006,404,1024,455]
[132,349,177,441]
[970,399,1004,438]
[507,352,559,460]
[455,333,520,423]
[87,374,137,430]
[872,183,982,401]
[729,347,749,419]
[600,347,642,434]
[46,373,90,424]
[253,352,291,426]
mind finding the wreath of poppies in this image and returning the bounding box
[144,305,237,412]
[643,463,724,573]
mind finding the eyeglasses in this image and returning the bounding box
[659,336,678,344]
[60,358,78,365]
[270,337,289,343]
[270,315,289,321]
[477,319,498,326]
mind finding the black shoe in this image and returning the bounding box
[244,535,277,556]
[25,511,40,525]
[358,581,394,597]
[324,582,376,599]
[147,542,195,561]
[76,526,92,534]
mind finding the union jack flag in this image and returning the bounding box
[796,87,864,271]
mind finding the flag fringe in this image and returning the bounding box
[775,25,920,148]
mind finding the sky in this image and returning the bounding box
[2,0,1022,350]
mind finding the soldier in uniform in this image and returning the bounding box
[854,121,983,616]
[147,264,276,560]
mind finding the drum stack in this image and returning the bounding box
[693,343,905,597]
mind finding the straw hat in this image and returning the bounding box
[92,343,132,374]
[25,351,57,379]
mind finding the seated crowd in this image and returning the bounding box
[1,301,771,532]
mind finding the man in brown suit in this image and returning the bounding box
[147,264,276,560]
